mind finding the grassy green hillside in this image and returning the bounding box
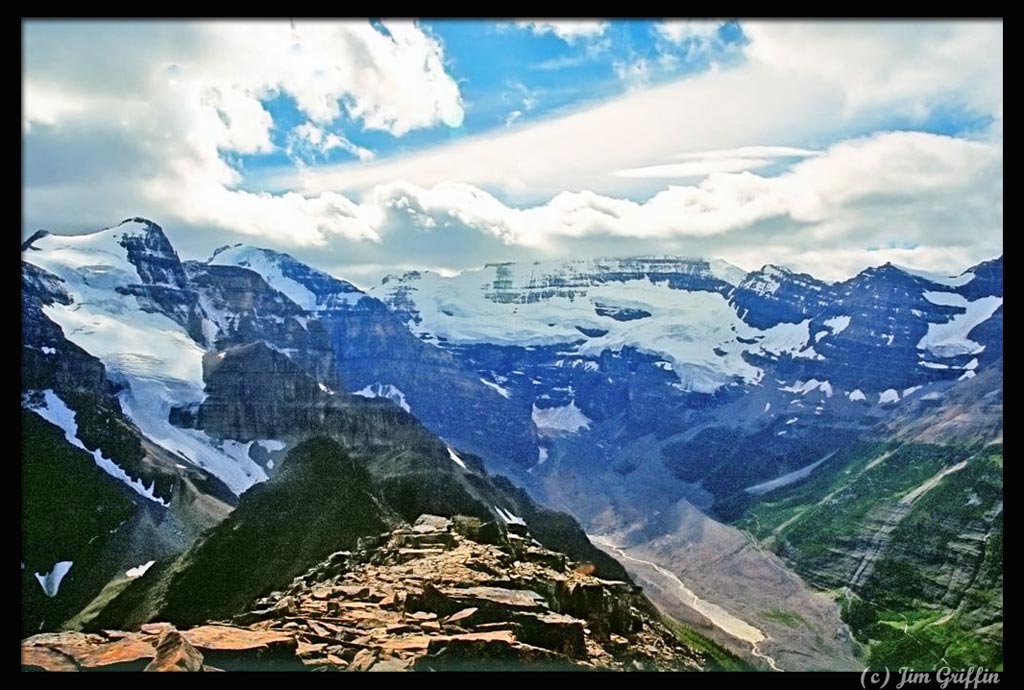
[736,441,1002,670]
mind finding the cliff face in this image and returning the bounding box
[23,513,714,671]
[209,244,541,473]
[184,261,339,386]
[113,219,206,343]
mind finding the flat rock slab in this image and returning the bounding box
[444,607,480,625]
[335,584,371,599]
[381,630,516,653]
[442,586,548,611]
[414,515,452,531]
[23,631,105,650]
[182,625,296,652]
[22,645,80,672]
[76,636,156,670]
[513,612,587,658]
[397,548,446,562]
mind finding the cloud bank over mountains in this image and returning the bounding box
[23,20,1002,282]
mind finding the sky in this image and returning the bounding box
[23,19,1002,286]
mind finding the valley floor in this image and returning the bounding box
[524,429,861,671]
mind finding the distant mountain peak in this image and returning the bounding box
[119,216,160,229]
[210,244,364,312]
[758,263,794,275]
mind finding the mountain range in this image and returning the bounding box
[21,218,1002,671]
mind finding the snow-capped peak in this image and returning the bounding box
[884,262,974,288]
[24,221,267,495]
[210,245,364,311]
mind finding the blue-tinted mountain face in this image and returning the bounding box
[22,220,1001,671]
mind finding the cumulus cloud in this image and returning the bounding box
[515,20,608,43]
[224,131,998,281]
[23,20,462,245]
[656,20,723,43]
[23,20,1002,281]
[274,21,1001,206]
[742,21,1002,125]
[287,122,375,163]
[364,132,999,251]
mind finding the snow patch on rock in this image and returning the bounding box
[532,400,592,435]
[353,383,411,413]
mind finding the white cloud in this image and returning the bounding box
[199,85,275,154]
[23,20,462,246]
[270,61,843,202]
[655,19,727,61]
[272,21,1001,207]
[288,122,374,163]
[613,159,778,178]
[515,20,608,43]
[655,20,724,44]
[164,185,383,248]
[278,128,991,278]
[183,21,465,134]
[505,110,523,127]
[613,58,653,88]
[742,21,1002,125]
[23,20,1002,280]
[22,82,87,131]
[673,146,820,160]
[654,20,730,66]
[614,145,820,178]
[378,132,996,241]
[531,54,589,71]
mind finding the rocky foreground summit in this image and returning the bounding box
[23,514,708,672]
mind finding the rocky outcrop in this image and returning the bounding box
[729,264,832,328]
[22,624,301,672]
[144,630,204,672]
[87,435,628,631]
[25,515,709,671]
[113,218,206,343]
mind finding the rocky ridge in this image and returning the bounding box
[23,515,708,672]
